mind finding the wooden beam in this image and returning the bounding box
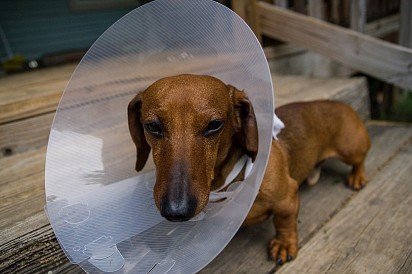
[365,14,400,38]
[259,2,412,89]
[400,0,412,47]
[263,44,305,59]
[350,0,366,32]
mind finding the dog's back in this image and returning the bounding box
[275,100,370,185]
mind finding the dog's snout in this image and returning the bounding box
[161,194,197,222]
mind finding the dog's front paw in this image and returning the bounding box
[269,236,298,266]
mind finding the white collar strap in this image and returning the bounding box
[209,154,253,202]
[272,113,285,140]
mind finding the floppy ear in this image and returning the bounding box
[229,85,259,162]
[128,94,151,171]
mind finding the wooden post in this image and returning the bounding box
[350,0,366,32]
[331,0,341,24]
[250,0,263,43]
[399,0,412,47]
[294,0,306,14]
[232,0,262,43]
[232,0,248,21]
[308,0,324,20]
[274,0,288,9]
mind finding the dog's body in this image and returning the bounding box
[128,75,370,265]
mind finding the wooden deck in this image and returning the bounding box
[1,64,411,273]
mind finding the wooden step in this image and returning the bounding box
[0,64,372,272]
[278,136,412,273]
[1,122,411,273]
[0,64,76,124]
[0,63,369,158]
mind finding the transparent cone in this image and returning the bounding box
[45,0,281,272]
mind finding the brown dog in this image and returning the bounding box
[128,74,370,265]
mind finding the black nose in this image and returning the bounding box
[160,195,197,222]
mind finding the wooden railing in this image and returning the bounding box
[233,0,412,90]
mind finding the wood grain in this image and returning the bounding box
[0,64,75,124]
[0,113,54,157]
[278,141,412,273]
[259,2,412,89]
[0,148,46,231]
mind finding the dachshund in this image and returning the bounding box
[128,74,370,265]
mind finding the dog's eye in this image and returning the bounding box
[145,122,163,137]
[204,120,224,136]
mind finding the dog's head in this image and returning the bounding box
[128,74,258,221]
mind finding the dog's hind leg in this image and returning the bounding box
[336,121,370,190]
[347,162,367,190]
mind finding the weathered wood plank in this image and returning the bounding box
[0,148,46,231]
[1,223,81,274]
[0,64,75,125]
[0,52,269,124]
[264,44,305,60]
[0,112,54,158]
[259,2,412,89]
[278,141,412,273]
[400,0,412,48]
[196,122,412,273]
[350,0,366,32]
[275,75,369,119]
[365,14,400,38]
[1,123,410,273]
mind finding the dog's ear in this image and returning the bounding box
[229,85,259,162]
[128,94,151,171]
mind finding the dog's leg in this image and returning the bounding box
[336,117,370,191]
[338,141,369,190]
[306,165,321,186]
[269,178,299,265]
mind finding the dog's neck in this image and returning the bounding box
[211,142,246,191]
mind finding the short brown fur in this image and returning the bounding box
[128,74,370,264]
